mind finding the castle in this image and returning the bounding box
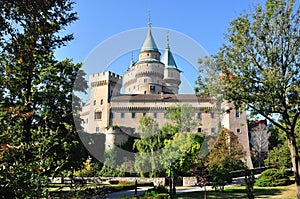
[80,21,253,168]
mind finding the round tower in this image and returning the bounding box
[123,20,165,94]
[162,35,181,94]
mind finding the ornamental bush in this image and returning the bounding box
[255,168,292,187]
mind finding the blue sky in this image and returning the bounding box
[56,0,264,95]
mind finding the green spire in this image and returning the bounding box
[162,33,178,68]
[140,16,159,52]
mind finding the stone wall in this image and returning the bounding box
[49,177,166,186]
[182,177,197,186]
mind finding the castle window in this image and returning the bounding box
[150,85,155,91]
[153,112,157,118]
[211,128,215,133]
[110,112,114,119]
[96,127,99,132]
[143,112,146,116]
[198,128,202,133]
[237,129,241,134]
[93,100,96,106]
[121,112,125,118]
[86,119,88,123]
[132,112,136,118]
[144,79,147,83]
[197,112,202,120]
[236,111,241,118]
[210,112,215,119]
[100,99,104,105]
[144,91,146,94]
[94,111,102,120]
[164,112,167,118]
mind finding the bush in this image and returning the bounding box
[255,168,292,187]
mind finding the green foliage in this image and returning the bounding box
[74,157,99,177]
[161,132,204,176]
[144,185,168,197]
[0,0,88,197]
[196,0,300,193]
[165,104,198,132]
[99,149,125,177]
[207,128,246,190]
[133,116,165,177]
[265,141,291,169]
[255,168,292,187]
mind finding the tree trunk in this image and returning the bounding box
[286,130,300,199]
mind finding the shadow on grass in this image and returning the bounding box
[175,186,283,199]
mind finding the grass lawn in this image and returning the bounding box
[175,184,296,199]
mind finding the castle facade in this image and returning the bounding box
[80,21,253,168]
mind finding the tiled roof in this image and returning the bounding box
[111,94,211,102]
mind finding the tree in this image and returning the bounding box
[204,0,300,196]
[249,121,270,167]
[133,116,164,177]
[0,0,87,197]
[161,132,204,176]
[207,128,245,190]
[165,104,198,133]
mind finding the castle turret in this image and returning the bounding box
[123,20,165,94]
[162,35,181,94]
[88,71,122,133]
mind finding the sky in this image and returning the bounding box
[55,0,265,96]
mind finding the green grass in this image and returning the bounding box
[175,184,296,199]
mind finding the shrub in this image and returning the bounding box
[255,168,292,187]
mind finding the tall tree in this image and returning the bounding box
[249,121,270,167]
[200,0,300,196]
[0,0,87,197]
[133,116,164,177]
[207,128,245,190]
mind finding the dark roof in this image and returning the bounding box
[111,94,211,103]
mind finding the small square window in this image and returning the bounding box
[237,129,241,134]
[110,112,114,119]
[153,112,157,118]
[198,128,202,133]
[121,112,125,118]
[211,128,215,133]
[94,111,102,120]
[132,112,136,118]
[93,100,96,106]
[236,111,240,118]
[96,127,99,132]
[150,85,155,91]
[100,99,104,105]
[197,112,202,120]
[210,112,215,119]
[143,112,146,116]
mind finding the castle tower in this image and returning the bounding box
[88,71,122,133]
[123,20,165,94]
[161,35,181,94]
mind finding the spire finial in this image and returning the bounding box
[148,10,152,27]
[130,51,135,66]
[166,31,170,49]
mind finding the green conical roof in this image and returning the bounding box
[141,22,159,52]
[161,36,177,68]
